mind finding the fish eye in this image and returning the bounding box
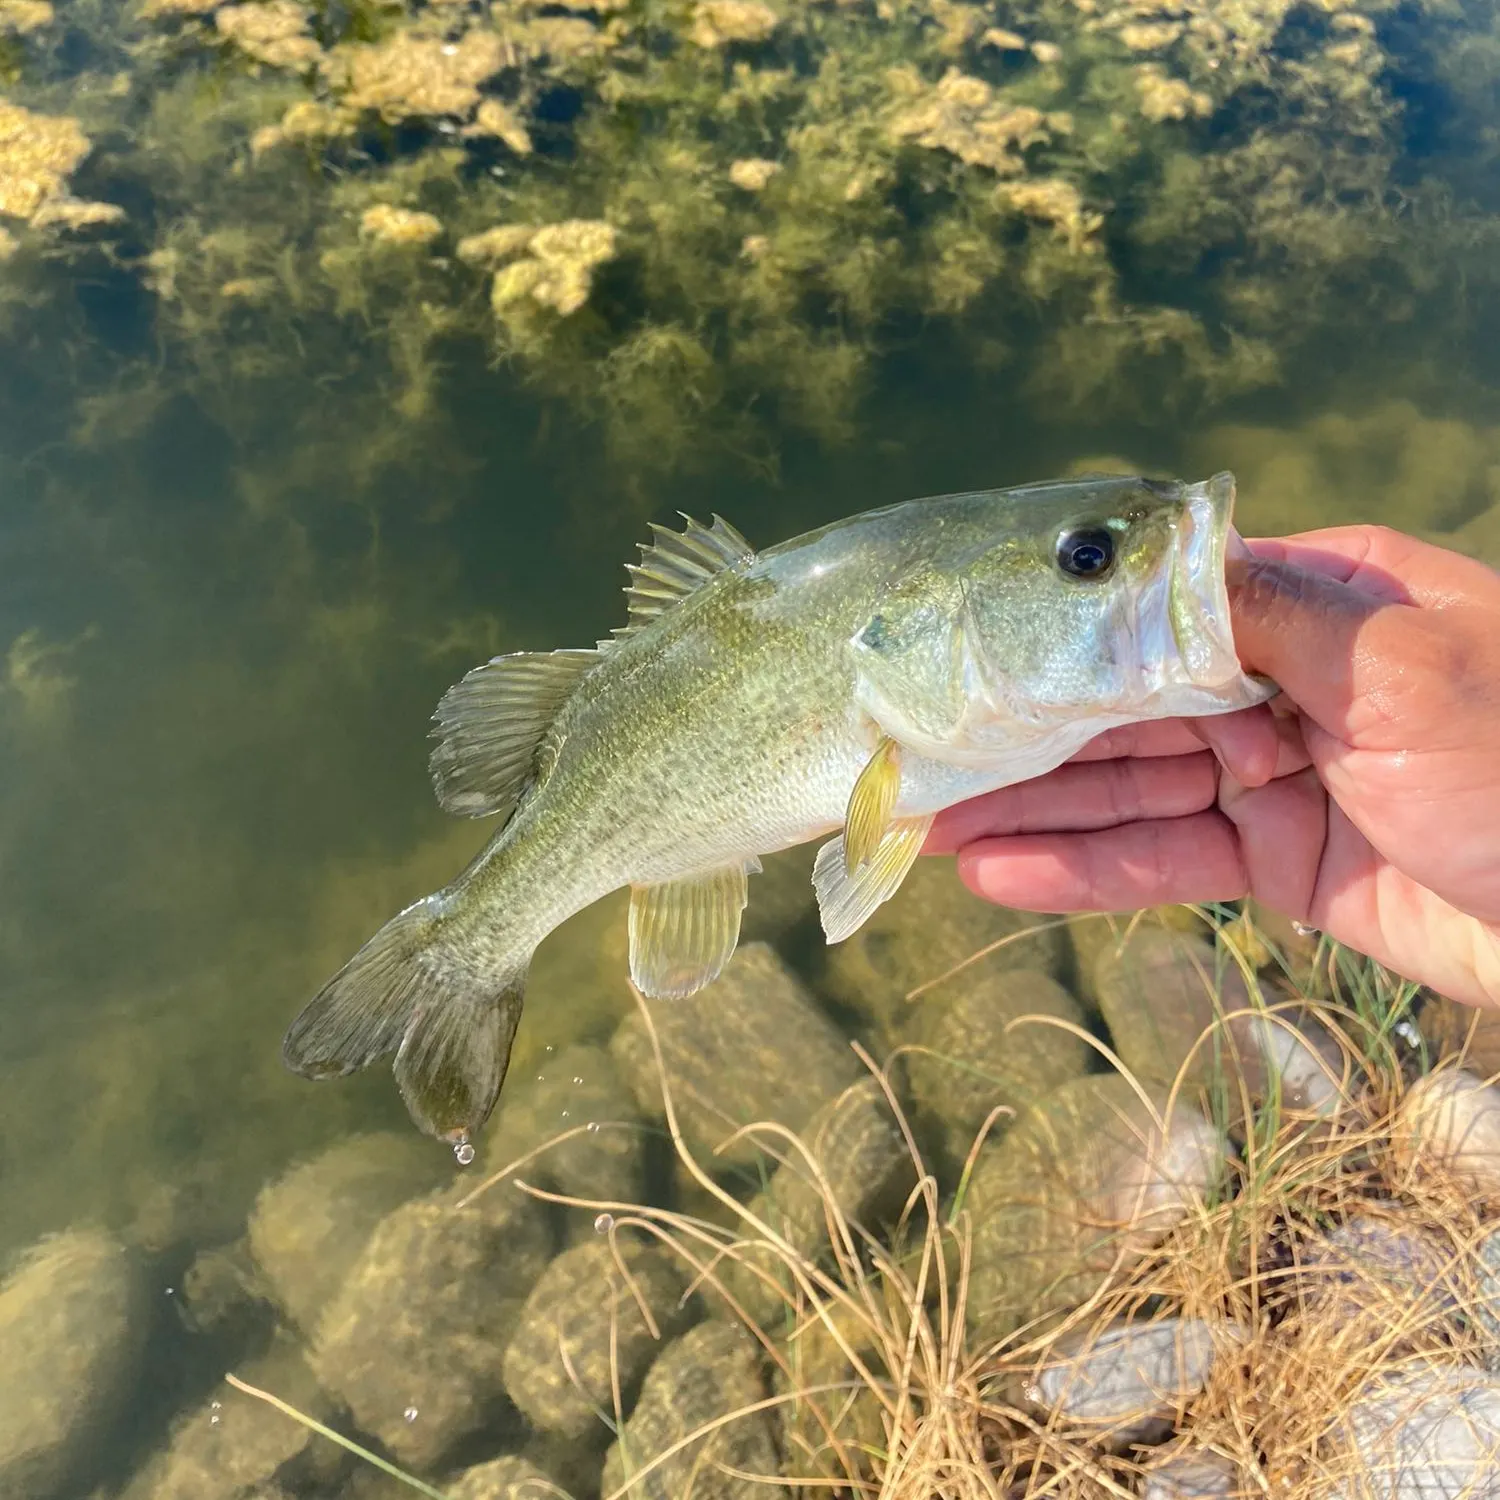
[1055,526,1115,580]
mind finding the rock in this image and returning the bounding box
[1020,1317,1246,1448]
[1224,1008,1349,1120]
[1141,1447,1241,1499]
[725,1077,915,1326]
[1094,926,1246,1091]
[1392,1068,1500,1197]
[0,1229,148,1500]
[1329,1366,1500,1498]
[483,1042,646,1207]
[602,1321,788,1500]
[310,1184,553,1469]
[965,1075,1230,1340]
[904,967,1090,1167]
[610,942,861,1166]
[1094,924,1348,1121]
[448,1453,564,1499]
[820,855,1068,1052]
[772,1301,884,1488]
[1294,1212,1465,1350]
[247,1130,448,1336]
[1064,906,1203,1009]
[1474,1228,1500,1368]
[179,1238,270,1338]
[120,1333,345,1500]
[502,1235,694,1440]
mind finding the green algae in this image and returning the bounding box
[2,0,1499,481]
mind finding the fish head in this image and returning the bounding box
[852,471,1275,759]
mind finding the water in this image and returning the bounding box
[4,0,1500,1492]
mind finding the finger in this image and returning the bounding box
[924,752,1219,853]
[1227,557,1393,738]
[1219,766,1327,922]
[1188,706,1312,788]
[953,811,1248,912]
[1244,527,1500,609]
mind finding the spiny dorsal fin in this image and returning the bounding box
[607,513,754,643]
[429,648,599,818]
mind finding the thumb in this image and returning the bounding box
[1227,555,1390,739]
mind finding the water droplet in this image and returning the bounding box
[208,1400,222,1428]
[535,1073,545,1082]
[404,1406,419,1423]
[441,42,457,54]
[545,1044,554,1053]
[164,1286,175,1296]
[209,1413,221,1427]
[210,1400,222,1410]
[454,1141,476,1166]
[560,1110,569,1119]
[572,1075,583,1085]
[586,1121,600,1133]
[594,1213,614,1234]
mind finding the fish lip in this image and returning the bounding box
[1171,471,1248,690]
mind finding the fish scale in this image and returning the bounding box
[281,471,1274,1145]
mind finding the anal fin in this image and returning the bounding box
[628,859,760,999]
[813,816,933,944]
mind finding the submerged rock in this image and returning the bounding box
[1393,1067,1500,1198]
[179,1237,271,1338]
[602,1321,788,1500]
[0,1230,148,1500]
[502,1235,694,1439]
[611,941,861,1165]
[121,1334,344,1500]
[449,1453,567,1499]
[1329,1366,1500,1498]
[483,1041,646,1208]
[247,1130,447,1336]
[965,1074,1229,1340]
[726,1077,914,1325]
[820,855,1067,1054]
[1021,1317,1245,1448]
[310,1184,552,1468]
[1093,926,1246,1091]
[904,966,1090,1165]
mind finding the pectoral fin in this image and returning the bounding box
[844,734,902,875]
[813,816,933,944]
[628,859,761,999]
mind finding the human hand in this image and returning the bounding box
[925,525,1500,1009]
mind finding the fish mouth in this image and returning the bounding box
[1169,471,1257,692]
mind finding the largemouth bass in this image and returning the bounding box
[283,471,1274,1147]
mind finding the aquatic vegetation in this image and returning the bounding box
[0,0,1497,482]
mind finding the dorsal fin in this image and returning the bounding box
[606,513,754,643]
[429,647,599,818]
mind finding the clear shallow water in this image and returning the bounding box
[4,0,1500,1490]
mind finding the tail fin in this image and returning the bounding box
[282,892,528,1146]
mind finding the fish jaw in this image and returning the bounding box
[1151,472,1277,715]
